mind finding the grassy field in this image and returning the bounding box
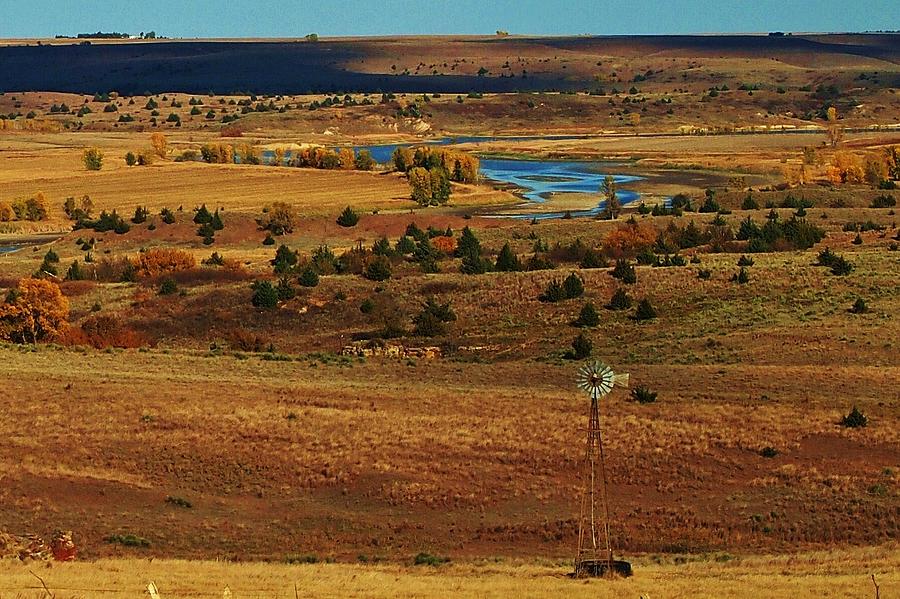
[1,34,899,591]
[0,546,896,598]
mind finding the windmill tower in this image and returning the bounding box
[573,361,632,578]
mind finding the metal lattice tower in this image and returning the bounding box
[574,361,629,578]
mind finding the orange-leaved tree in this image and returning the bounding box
[0,278,70,343]
[150,132,168,159]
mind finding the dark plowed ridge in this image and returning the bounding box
[0,34,897,95]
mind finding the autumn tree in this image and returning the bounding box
[826,106,843,148]
[150,132,168,159]
[600,175,621,219]
[131,248,196,278]
[0,278,70,343]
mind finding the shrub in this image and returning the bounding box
[165,496,192,508]
[65,260,84,281]
[83,147,103,170]
[336,206,359,227]
[413,297,456,337]
[580,248,607,269]
[359,298,375,314]
[364,255,392,281]
[160,207,176,224]
[573,302,600,327]
[262,233,275,246]
[697,268,712,280]
[257,202,296,235]
[830,255,854,276]
[741,195,759,210]
[250,280,279,308]
[607,288,632,310]
[132,248,196,278]
[610,259,636,284]
[570,333,593,359]
[852,233,863,245]
[840,406,868,428]
[158,278,178,295]
[550,270,579,295]
[105,534,150,548]
[633,298,657,321]
[815,247,838,267]
[630,386,658,404]
[131,206,149,224]
[870,195,896,208]
[494,242,522,272]
[759,446,779,458]
[298,266,319,287]
[276,277,296,301]
[539,279,566,303]
[737,255,754,267]
[125,151,136,166]
[731,267,750,284]
[271,244,298,274]
[849,298,868,314]
[413,552,449,566]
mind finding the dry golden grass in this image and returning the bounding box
[0,546,896,598]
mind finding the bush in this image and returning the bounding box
[830,255,854,276]
[413,552,449,566]
[336,206,359,227]
[633,298,657,321]
[580,248,607,269]
[607,288,632,310]
[573,302,600,327]
[630,386,658,404]
[413,297,457,337]
[759,446,779,458]
[569,333,593,359]
[125,151,136,166]
[276,277,296,301]
[849,298,868,314]
[815,247,838,267]
[250,280,279,308]
[698,268,712,280]
[557,272,582,297]
[160,207,176,224]
[539,279,566,303]
[271,244,298,274]
[262,233,275,246]
[852,233,863,245]
[741,195,759,210]
[359,298,375,314]
[840,406,868,428]
[83,147,103,171]
[610,259,636,284]
[494,242,522,272]
[257,201,296,235]
[737,255,754,267]
[298,266,319,287]
[65,260,84,281]
[158,278,178,295]
[132,248,196,278]
[364,255,392,281]
[870,195,896,208]
[732,267,750,284]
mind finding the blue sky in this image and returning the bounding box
[0,0,896,38]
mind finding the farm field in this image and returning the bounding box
[0,30,899,597]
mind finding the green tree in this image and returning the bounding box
[336,206,359,227]
[250,280,279,308]
[562,273,584,299]
[574,302,600,327]
[298,266,319,287]
[570,333,593,359]
[364,256,392,281]
[83,147,103,171]
[607,287,632,310]
[271,244,298,274]
[494,242,521,272]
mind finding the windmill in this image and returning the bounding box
[573,360,632,578]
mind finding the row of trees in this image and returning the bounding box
[0,192,50,222]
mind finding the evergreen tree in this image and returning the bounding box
[395,235,416,255]
[65,260,84,281]
[562,273,584,299]
[570,333,593,359]
[193,204,213,224]
[271,244,298,274]
[607,288,632,310]
[250,280,279,308]
[211,209,224,231]
[634,298,658,321]
[610,259,637,284]
[539,279,566,303]
[494,242,521,272]
[574,302,600,327]
[364,256,392,281]
[580,249,606,269]
[276,276,296,301]
[298,266,319,287]
[336,206,360,227]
